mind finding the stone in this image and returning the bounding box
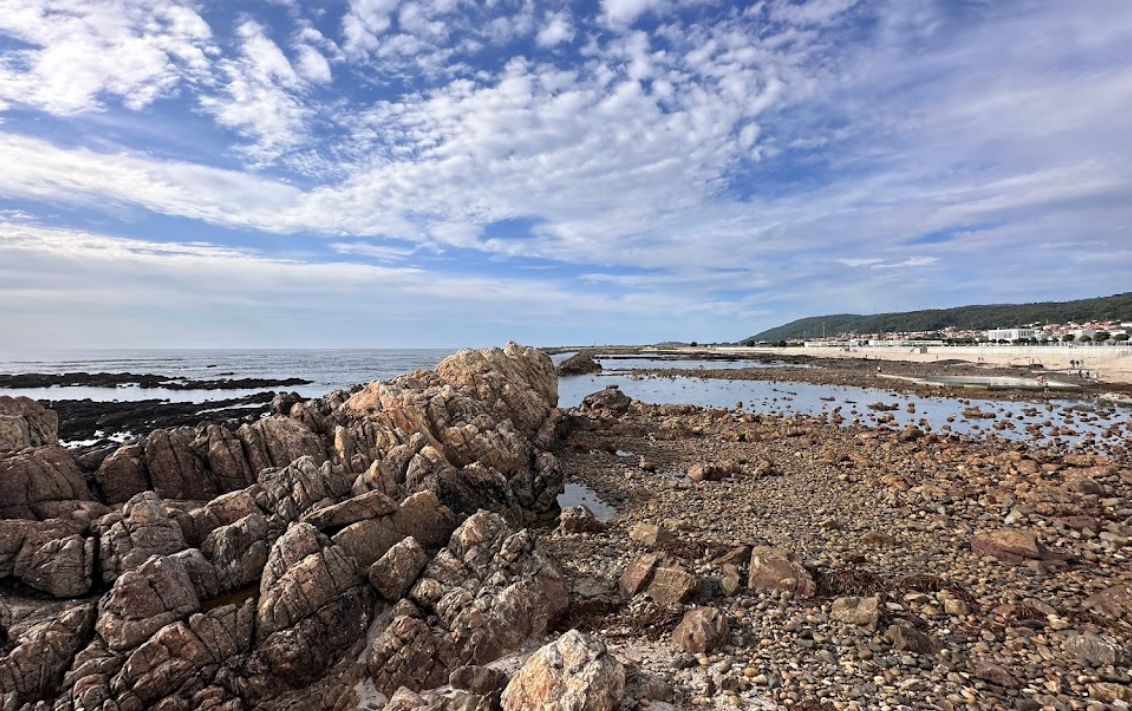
[646,563,701,605]
[0,395,58,452]
[672,608,730,654]
[747,547,815,598]
[145,427,218,500]
[0,445,95,520]
[94,444,149,504]
[559,504,605,534]
[436,342,559,438]
[450,664,510,697]
[20,534,95,598]
[255,522,373,686]
[968,660,1017,688]
[98,491,189,584]
[720,564,742,597]
[558,351,603,376]
[1063,632,1123,666]
[619,552,664,598]
[200,511,271,591]
[1089,682,1132,703]
[0,603,95,709]
[501,630,625,711]
[580,385,633,417]
[369,535,430,600]
[1084,583,1132,619]
[970,529,1048,563]
[629,522,673,545]
[886,623,939,655]
[237,415,326,477]
[333,489,457,569]
[96,554,202,651]
[367,511,568,696]
[831,596,880,628]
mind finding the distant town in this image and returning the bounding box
[795,319,1132,348]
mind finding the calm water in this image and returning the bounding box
[0,349,456,402]
[1,349,1125,448]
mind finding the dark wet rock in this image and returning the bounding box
[672,607,730,654]
[51,392,275,443]
[501,630,625,711]
[580,385,632,417]
[558,351,603,376]
[0,371,310,390]
[0,444,95,520]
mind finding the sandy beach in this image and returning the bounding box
[713,346,1132,385]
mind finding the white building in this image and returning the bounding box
[985,328,1036,341]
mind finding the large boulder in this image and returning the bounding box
[97,491,189,584]
[0,518,93,597]
[0,445,95,519]
[237,416,326,476]
[672,608,730,654]
[501,630,625,711]
[0,395,58,452]
[0,603,95,710]
[436,342,559,438]
[109,601,255,709]
[367,511,569,695]
[145,428,217,500]
[94,443,150,504]
[96,554,202,651]
[253,522,373,687]
[747,546,815,598]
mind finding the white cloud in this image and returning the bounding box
[198,20,312,161]
[0,0,214,114]
[536,11,574,47]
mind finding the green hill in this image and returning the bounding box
[743,292,1132,343]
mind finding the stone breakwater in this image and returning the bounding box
[3,347,1132,711]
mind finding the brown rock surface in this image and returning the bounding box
[0,395,58,452]
[747,546,815,598]
[500,630,625,711]
[672,607,730,653]
[0,444,94,519]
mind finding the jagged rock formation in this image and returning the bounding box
[0,343,569,711]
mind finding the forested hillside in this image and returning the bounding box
[744,292,1132,343]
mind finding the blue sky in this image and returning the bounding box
[1,0,1130,348]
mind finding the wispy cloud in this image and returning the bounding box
[0,0,1130,346]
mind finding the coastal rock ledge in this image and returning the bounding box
[0,343,574,711]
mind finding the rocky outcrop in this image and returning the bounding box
[96,554,202,652]
[94,443,149,504]
[557,351,603,377]
[97,491,189,584]
[0,603,95,710]
[253,523,373,687]
[0,395,58,452]
[366,511,569,695]
[580,385,632,417]
[0,444,95,520]
[1,519,94,597]
[500,630,625,711]
[0,343,571,710]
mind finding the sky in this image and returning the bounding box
[1,0,1130,349]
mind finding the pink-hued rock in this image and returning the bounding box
[501,630,625,711]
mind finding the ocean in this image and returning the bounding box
[0,348,461,403]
